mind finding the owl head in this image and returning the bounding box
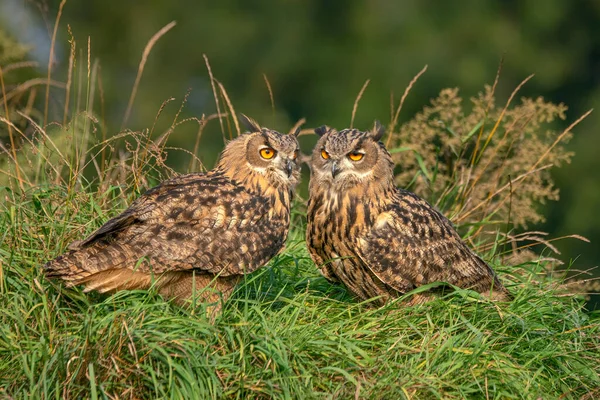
[309,122,394,190]
[216,114,301,189]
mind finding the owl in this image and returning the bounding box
[44,115,301,314]
[306,122,511,305]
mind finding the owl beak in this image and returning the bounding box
[331,162,341,178]
[285,160,294,177]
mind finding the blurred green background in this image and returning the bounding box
[2,0,599,299]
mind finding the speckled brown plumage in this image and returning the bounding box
[306,123,511,305]
[44,115,301,313]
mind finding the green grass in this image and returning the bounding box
[1,184,599,399]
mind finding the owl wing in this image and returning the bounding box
[45,172,286,286]
[355,189,498,294]
[70,175,201,249]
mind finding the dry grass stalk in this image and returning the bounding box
[121,21,177,129]
[351,79,370,128]
[63,25,76,126]
[386,64,428,147]
[0,65,23,189]
[217,80,240,138]
[203,54,226,143]
[44,0,67,127]
[289,118,306,136]
[263,73,275,121]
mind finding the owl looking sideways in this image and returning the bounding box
[306,123,511,305]
[43,115,301,314]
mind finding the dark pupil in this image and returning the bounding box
[265,149,271,154]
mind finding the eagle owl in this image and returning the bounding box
[44,115,301,312]
[306,122,510,305]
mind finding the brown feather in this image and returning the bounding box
[306,126,511,305]
[43,122,301,315]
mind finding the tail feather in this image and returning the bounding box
[43,250,94,285]
[43,241,140,290]
[466,252,513,302]
[78,269,153,293]
[43,241,242,320]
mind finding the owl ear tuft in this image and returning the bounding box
[314,125,329,137]
[289,118,305,137]
[369,120,385,142]
[239,114,262,133]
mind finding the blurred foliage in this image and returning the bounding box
[1,0,599,285]
[0,28,29,63]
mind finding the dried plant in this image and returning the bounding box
[387,84,583,230]
[383,75,592,283]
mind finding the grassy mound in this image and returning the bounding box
[0,185,598,399]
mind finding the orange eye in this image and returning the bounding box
[292,150,299,160]
[321,149,330,159]
[348,152,364,161]
[260,147,276,159]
